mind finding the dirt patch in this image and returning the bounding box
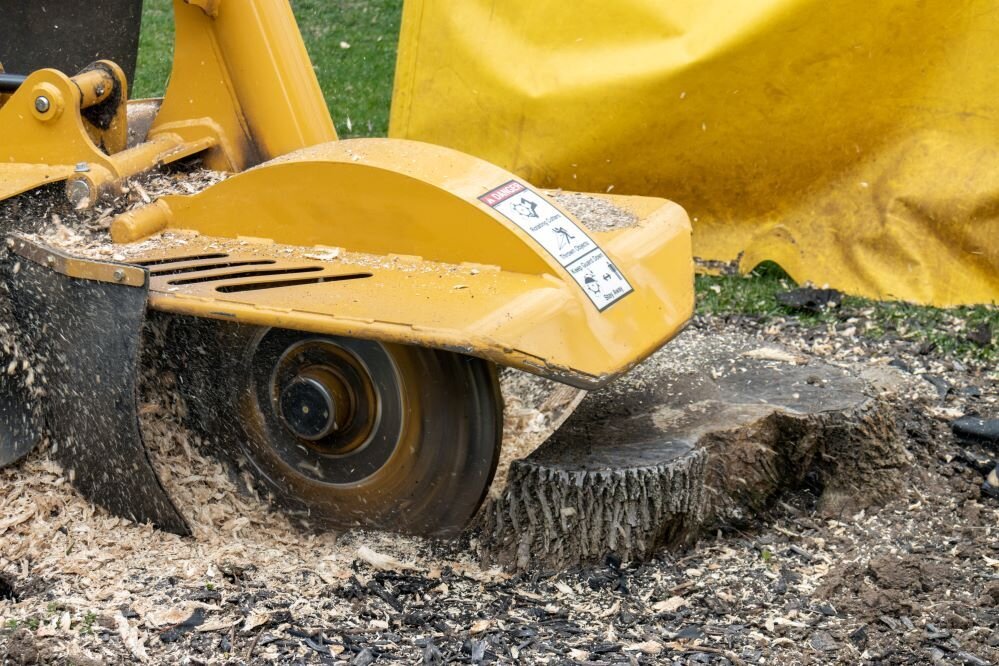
[818,553,953,616]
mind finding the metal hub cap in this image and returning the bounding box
[278,367,349,441]
[265,336,380,463]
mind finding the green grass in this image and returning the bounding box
[133,0,402,138]
[134,5,997,365]
[132,0,174,100]
[294,0,402,138]
[79,610,97,635]
[696,264,998,367]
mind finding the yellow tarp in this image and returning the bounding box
[390,0,999,307]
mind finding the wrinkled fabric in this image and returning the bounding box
[390,0,999,306]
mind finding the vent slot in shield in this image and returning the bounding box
[134,253,228,266]
[168,266,324,286]
[151,260,276,277]
[216,273,372,293]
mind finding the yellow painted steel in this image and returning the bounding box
[72,69,114,109]
[0,64,126,172]
[8,234,146,288]
[0,67,215,204]
[152,0,336,171]
[75,64,129,156]
[112,139,694,387]
[0,69,122,202]
[390,0,999,307]
[0,0,335,202]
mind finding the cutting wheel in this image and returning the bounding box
[174,320,503,537]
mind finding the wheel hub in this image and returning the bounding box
[268,339,380,459]
[278,367,350,441]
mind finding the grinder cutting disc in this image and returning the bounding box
[173,318,503,537]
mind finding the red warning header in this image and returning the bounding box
[478,180,526,207]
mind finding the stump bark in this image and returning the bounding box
[478,329,914,569]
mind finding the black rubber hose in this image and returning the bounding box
[0,73,26,93]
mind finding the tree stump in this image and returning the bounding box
[477,329,915,569]
[491,369,587,498]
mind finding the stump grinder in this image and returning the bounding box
[0,0,693,537]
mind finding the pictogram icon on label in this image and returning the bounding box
[480,180,633,310]
[564,248,632,310]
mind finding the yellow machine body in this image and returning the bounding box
[109,139,692,387]
[0,0,693,389]
[390,0,999,307]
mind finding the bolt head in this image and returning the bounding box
[113,269,126,283]
[33,96,50,113]
[66,179,93,207]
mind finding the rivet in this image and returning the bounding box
[113,269,126,283]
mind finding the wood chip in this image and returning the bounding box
[355,545,417,571]
[115,613,149,662]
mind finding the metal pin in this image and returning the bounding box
[66,179,92,207]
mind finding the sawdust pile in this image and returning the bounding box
[548,191,639,232]
[28,169,227,259]
[4,306,998,664]
[1,312,517,663]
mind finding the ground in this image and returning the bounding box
[1,290,996,664]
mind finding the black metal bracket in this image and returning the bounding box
[3,235,190,535]
[0,374,42,469]
[0,73,26,93]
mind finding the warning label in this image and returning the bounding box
[480,180,633,310]
[564,248,633,311]
[480,181,596,265]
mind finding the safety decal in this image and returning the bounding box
[479,180,633,310]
